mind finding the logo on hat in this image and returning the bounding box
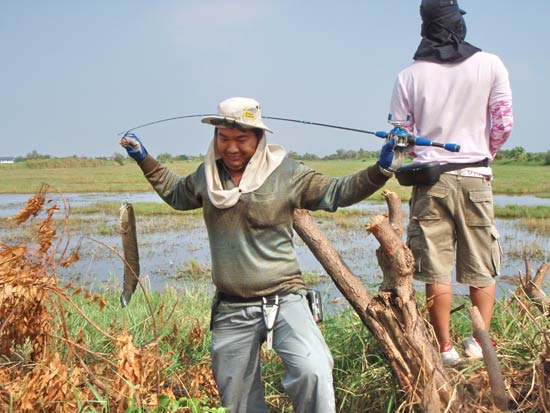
[242,108,257,121]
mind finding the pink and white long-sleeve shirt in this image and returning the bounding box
[389,51,513,177]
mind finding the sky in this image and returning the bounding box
[2,0,549,158]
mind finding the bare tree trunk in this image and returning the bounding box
[469,306,508,411]
[293,191,454,412]
[293,209,372,324]
[516,261,550,411]
[518,260,549,314]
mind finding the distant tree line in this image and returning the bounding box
[495,146,550,165]
[287,148,380,161]
[14,149,52,162]
[156,153,197,163]
[11,147,550,166]
[288,146,550,165]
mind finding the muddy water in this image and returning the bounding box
[1,192,549,218]
[1,193,549,308]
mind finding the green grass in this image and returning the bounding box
[72,201,202,217]
[494,205,550,235]
[62,286,213,363]
[58,287,400,411]
[2,159,548,199]
[491,162,550,195]
[0,160,202,193]
[494,205,550,219]
[50,287,550,412]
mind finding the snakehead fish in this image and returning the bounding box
[120,202,140,308]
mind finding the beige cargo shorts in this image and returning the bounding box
[407,172,502,287]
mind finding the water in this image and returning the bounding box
[1,192,549,218]
[0,192,161,218]
[493,194,550,207]
[1,192,549,304]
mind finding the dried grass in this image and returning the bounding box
[0,187,220,413]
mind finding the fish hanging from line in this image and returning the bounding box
[119,202,140,307]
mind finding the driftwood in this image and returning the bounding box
[516,260,550,411]
[293,209,373,324]
[518,259,550,314]
[469,306,508,411]
[293,190,454,412]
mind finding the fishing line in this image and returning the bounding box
[118,114,215,136]
[119,114,377,136]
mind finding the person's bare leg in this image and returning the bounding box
[469,284,496,331]
[426,283,453,350]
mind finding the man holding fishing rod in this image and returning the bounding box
[388,0,513,365]
[120,96,403,413]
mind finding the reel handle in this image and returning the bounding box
[412,137,461,153]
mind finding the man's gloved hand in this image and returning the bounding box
[378,139,405,176]
[120,132,148,162]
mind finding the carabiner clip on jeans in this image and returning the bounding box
[262,295,280,350]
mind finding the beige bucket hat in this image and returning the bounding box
[201,97,273,133]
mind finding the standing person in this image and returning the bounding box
[121,96,402,412]
[388,0,513,365]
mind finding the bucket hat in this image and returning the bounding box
[202,97,273,133]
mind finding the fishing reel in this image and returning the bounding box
[373,116,461,153]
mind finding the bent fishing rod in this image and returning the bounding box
[118,114,461,153]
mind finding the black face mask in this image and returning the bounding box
[413,0,480,63]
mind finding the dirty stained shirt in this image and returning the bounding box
[139,155,388,298]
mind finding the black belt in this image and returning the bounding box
[439,157,490,173]
[218,292,289,303]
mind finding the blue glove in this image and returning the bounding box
[378,139,405,176]
[378,139,396,170]
[120,132,148,162]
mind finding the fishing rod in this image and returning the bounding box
[118,114,215,136]
[262,116,377,136]
[264,116,460,152]
[119,114,460,153]
[117,113,375,136]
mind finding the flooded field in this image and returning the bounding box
[1,192,549,307]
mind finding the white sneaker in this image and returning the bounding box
[463,336,483,359]
[440,345,461,366]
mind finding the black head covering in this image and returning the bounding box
[413,0,480,63]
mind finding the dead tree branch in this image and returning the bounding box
[293,190,454,412]
[469,306,508,411]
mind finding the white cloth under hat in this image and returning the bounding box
[203,97,285,209]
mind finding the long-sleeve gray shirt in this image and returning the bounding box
[139,155,388,298]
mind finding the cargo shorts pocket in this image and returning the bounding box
[411,184,449,221]
[491,226,502,276]
[466,189,493,227]
[406,223,423,273]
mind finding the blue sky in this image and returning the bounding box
[2,0,548,158]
